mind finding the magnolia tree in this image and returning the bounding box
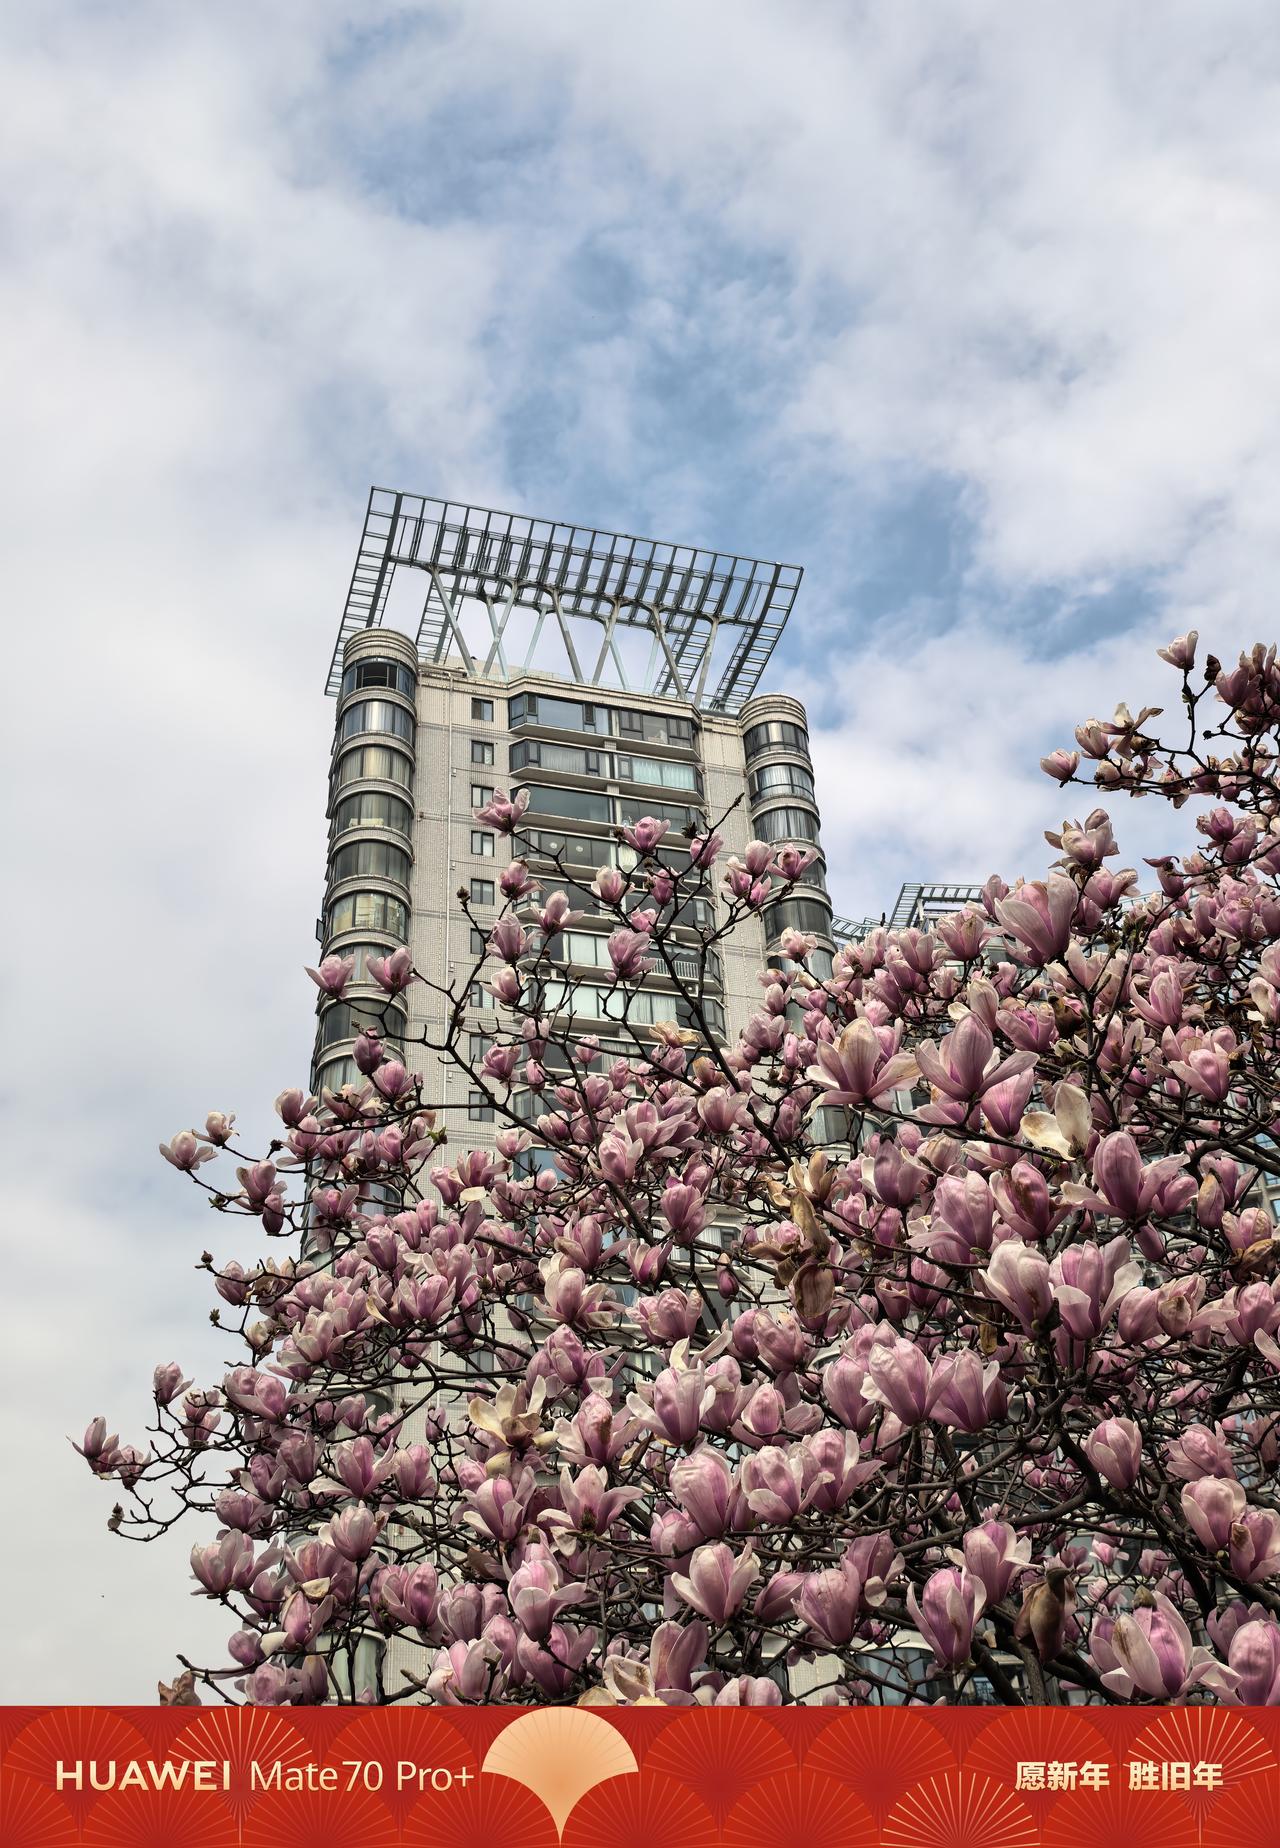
[81,637,1280,1708]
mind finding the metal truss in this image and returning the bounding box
[830,882,984,943]
[326,489,803,712]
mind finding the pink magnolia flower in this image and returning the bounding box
[865,1337,932,1425]
[1040,748,1081,784]
[620,817,669,854]
[1182,1477,1247,1551]
[950,1522,1031,1606]
[980,1240,1054,1331]
[487,918,527,963]
[1050,1238,1141,1341]
[153,1363,192,1405]
[367,947,416,994]
[1157,631,1198,669]
[1166,1423,1235,1480]
[593,865,629,905]
[669,1446,733,1539]
[1092,1592,1236,1700]
[795,1554,873,1646]
[499,859,536,900]
[916,1013,1036,1103]
[907,1568,985,1668]
[671,1542,759,1623]
[160,1131,218,1173]
[474,789,529,835]
[994,875,1077,963]
[926,1351,1007,1433]
[1227,1618,1280,1703]
[1084,1418,1142,1489]
[1230,1509,1280,1583]
[809,1018,919,1108]
[608,929,654,980]
[538,890,582,936]
[306,954,355,998]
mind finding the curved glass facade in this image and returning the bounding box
[332,790,413,837]
[316,998,407,1052]
[340,658,417,700]
[750,761,816,801]
[334,743,414,790]
[321,940,405,982]
[325,890,410,940]
[753,805,821,844]
[339,699,414,745]
[764,895,834,939]
[329,839,411,886]
[744,719,810,761]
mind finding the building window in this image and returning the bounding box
[754,805,821,844]
[471,739,495,766]
[764,896,833,940]
[331,791,413,837]
[338,699,414,745]
[471,697,494,721]
[315,999,406,1053]
[468,1091,495,1123]
[522,783,613,825]
[469,878,495,906]
[615,753,700,793]
[471,784,494,809]
[325,891,409,940]
[329,839,412,887]
[340,659,416,699]
[471,830,495,858]
[744,719,810,762]
[615,794,703,831]
[470,926,488,956]
[333,743,413,790]
[469,1033,489,1064]
[750,762,816,801]
[469,982,496,1011]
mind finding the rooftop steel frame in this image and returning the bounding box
[830,881,985,943]
[326,489,803,713]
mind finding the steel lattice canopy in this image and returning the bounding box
[326,488,803,713]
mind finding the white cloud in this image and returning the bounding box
[4,0,1280,1699]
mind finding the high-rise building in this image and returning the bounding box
[313,490,836,1140]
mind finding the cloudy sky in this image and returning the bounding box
[5,1,1280,1700]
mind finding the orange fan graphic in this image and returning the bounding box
[1201,1774,1280,1848]
[882,1770,1040,1848]
[481,1707,640,1841]
[241,1782,400,1848]
[403,1766,560,1848]
[562,1768,718,1848]
[645,1707,796,1821]
[79,1784,242,1848]
[168,1703,313,1823]
[0,1770,80,1848]
[5,1708,151,1826]
[805,1707,955,1820]
[1129,1703,1274,1802]
[720,1768,878,1848]
[326,1706,474,1820]
[966,1708,1113,1820]
[1041,1784,1200,1848]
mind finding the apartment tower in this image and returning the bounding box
[312,491,835,1135]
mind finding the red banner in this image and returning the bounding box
[5,1704,1280,1846]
